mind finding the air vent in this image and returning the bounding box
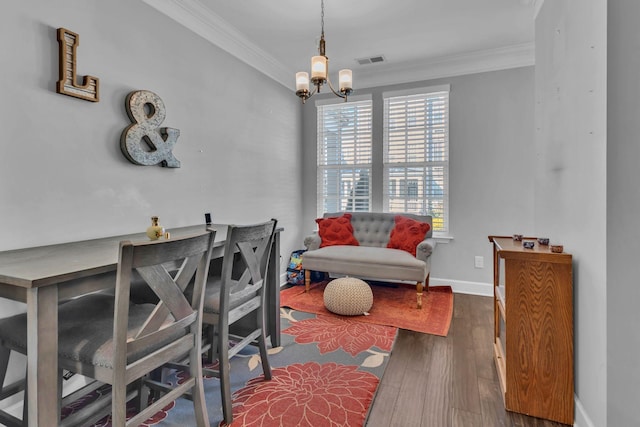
[356,55,386,65]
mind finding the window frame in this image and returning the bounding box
[382,85,450,235]
[315,96,373,217]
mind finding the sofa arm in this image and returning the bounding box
[304,232,322,251]
[416,237,437,264]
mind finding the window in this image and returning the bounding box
[316,98,372,216]
[383,86,449,233]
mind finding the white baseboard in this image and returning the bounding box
[430,277,493,297]
[574,395,595,427]
[282,273,495,297]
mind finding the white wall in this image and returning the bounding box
[301,67,535,291]
[606,2,640,426]
[535,2,607,426]
[0,0,302,393]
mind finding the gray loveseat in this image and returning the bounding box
[302,212,436,308]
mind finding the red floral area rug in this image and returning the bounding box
[219,311,396,427]
[280,281,454,336]
[65,310,397,427]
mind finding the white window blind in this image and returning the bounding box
[383,88,449,233]
[317,99,372,216]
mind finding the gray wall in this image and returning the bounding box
[607,2,640,426]
[0,0,302,390]
[6,2,636,425]
[302,68,535,290]
[535,2,607,426]
[0,0,301,254]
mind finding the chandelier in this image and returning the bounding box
[295,0,353,104]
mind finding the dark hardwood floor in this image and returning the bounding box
[365,293,571,427]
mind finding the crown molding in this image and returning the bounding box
[533,0,544,19]
[354,43,535,89]
[533,0,545,19]
[143,0,535,91]
[141,0,292,88]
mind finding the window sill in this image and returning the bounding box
[432,234,453,243]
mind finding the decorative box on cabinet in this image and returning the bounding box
[488,236,573,425]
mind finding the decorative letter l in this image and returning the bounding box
[56,28,99,102]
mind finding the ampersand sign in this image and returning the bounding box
[120,90,181,168]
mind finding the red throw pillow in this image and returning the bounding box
[387,215,430,256]
[316,214,360,248]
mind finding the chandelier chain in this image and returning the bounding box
[320,0,325,37]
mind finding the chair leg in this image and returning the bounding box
[206,324,219,365]
[0,348,29,426]
[0,347,10,388]
[56,368,64,425]
[190,338,209,427]
[218,327,233,424]
[22,376,28,427]
[135,375,151,413]
[257,307,272,380]
[112,377,127,427]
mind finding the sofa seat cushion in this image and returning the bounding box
[302,245,427,283]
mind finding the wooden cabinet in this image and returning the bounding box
[488,236,573,425]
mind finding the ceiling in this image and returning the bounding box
[144,0,539,90]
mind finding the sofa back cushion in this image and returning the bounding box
[323,212,432,248]
[387,215,431,256]
[316,213,360,247]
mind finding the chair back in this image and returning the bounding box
[113,230,216,381]
[219,220,277,321]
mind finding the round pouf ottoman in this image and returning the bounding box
[323,277,373,316]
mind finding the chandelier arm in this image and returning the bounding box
[326,77,348,101]
[326,78,344,98]
[296,85,319,104]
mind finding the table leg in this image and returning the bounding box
[26,286,58,427]
[267,231,281,348]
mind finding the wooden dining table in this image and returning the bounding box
[0,223,282,427]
